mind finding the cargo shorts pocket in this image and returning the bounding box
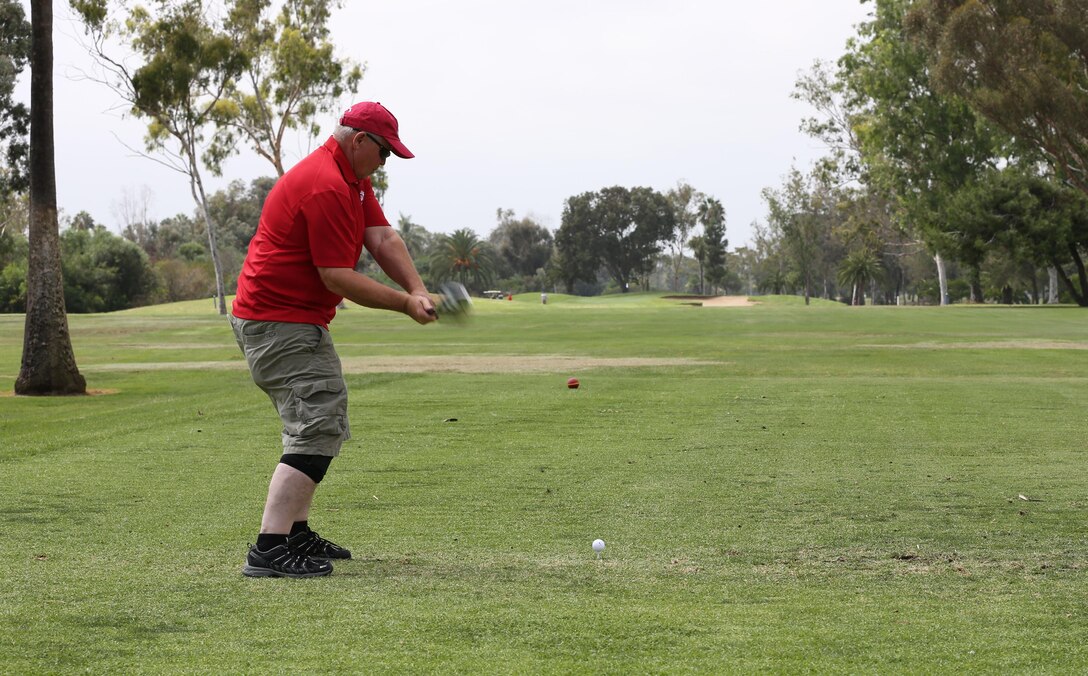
[288,378,347,437]
[230,315,278,342]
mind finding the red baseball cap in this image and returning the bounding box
[339,101,414,159]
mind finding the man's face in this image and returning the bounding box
[350,131,392,178]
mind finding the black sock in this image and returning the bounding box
[256,533,288,551]
[290,520,310,535]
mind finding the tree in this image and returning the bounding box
[698,196,728,294]
[204,175,275,254]
[762,168,832,305]
[428,228,495,292]
[222,0,362,176]
[0,191,29,311]
[395,213,431,260]
[361,212,432,280]
[837,0,1007,305]
[0,0,30,197]
[154,256,214,303]
[124,212,203,262]
[909,1,1088,306]
[68,210,97,232]
[61,226,159,312]
[838,248,884,305]
[665,182,704,292]
[113,184,156,252]
[0,189,28,238]
[489,209,553,281]
[552,197,603,293]
[795,54,938,305]
[728,246,753,294]
[747,221,792,296]
[0,192,29,311]
[555,186,675,293]
[16,0,86,395]
[72,0,248,315]
[909,1,1088,196]
[949,167,1088,306]
[751,245,774,295]
[794,58,864,185]
[688,234,707,294]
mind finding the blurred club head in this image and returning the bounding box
[434,281,473,323]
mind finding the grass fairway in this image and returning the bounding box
[1,295,1087,673]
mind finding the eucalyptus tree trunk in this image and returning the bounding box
[188,159,227,316]
[1048,267,1059,304]
[16,0,85,395]
[935,253,949,306]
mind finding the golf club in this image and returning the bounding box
[428,281,473,323]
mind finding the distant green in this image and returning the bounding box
[1,295,1086,673]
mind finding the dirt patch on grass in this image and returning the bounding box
[341,355,718,373]
[118,343,228,350]
[0,388,119,397]
[78,355,720,374]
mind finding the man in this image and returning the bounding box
[230,101,436,578]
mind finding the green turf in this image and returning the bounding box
[1,295,1086,673]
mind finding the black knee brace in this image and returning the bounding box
[280,453,333,483]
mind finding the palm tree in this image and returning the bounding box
[396,214,428,258]
[837,248,884,306]
[16,0,85,395]
[428,228,495,292]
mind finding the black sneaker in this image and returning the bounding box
[242,532,334,578]
[292,528,352,560]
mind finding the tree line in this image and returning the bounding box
[745,0,1088,306]
[0,176,735,311]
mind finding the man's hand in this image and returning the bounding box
[404,292,437,324]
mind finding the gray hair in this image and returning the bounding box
[333,125,360,142]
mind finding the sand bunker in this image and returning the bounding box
[700,296,758,307]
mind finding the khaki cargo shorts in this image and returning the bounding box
[229,315,351,457]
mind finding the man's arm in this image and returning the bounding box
[316,226,435,324]
[364,225,428,295]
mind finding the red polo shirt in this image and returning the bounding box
[232,136,390,326]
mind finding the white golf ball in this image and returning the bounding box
[592,538,606,553]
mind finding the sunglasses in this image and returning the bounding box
[364,132,392,159]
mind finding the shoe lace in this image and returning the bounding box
[271,543,323,572]
[297,529,339,555]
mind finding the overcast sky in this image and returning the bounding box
[37,0,872,248]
